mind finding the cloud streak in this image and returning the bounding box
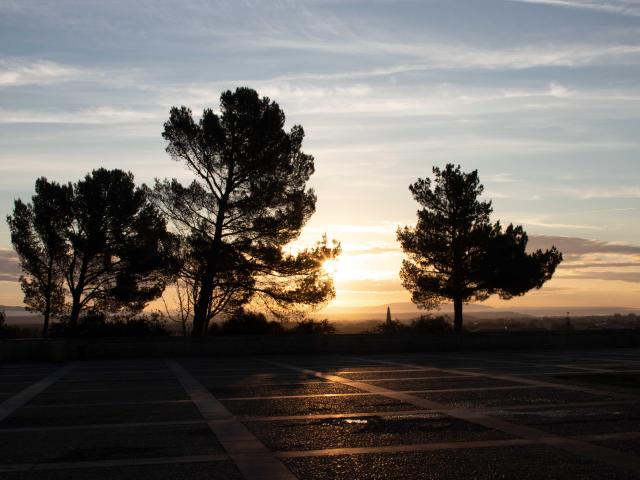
[506,0,640,17]
[0,59,94,87]
[0,107,163,124]
[0,249,20,282]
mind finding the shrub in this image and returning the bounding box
[408,315,453,333]
[0,310,40,338]
[219,310,285,335]
[287,319,336,335]
[373,318,405,334]
[50,310,170,338]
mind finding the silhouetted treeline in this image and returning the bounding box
[7,88,339,338]
[7,88,568,340]
[373,315,453,334]
[212,310,336,336]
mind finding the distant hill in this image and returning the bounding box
[316,302,640,322]
[1,306,41,326]
[0,305,28,313]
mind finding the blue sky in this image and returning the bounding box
[1,0,639,310]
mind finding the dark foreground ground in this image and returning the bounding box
[2,349,640,479]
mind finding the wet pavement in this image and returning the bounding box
[2,349,640,478]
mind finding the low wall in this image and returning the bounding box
[1,330,639,363]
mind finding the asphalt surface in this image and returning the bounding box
[2,349,640,479]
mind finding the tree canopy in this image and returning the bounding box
[64,169,179,324]
[7,178,71,337]
[397,164,562,332]
[153,87,340,336]
[8,169,178,330]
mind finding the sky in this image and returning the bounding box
[0,0,639,314]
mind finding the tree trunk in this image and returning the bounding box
[192,279,212,337]
[69,294,82,327]
[42,301,50,339]
[191,165,233,337]
[43,260,53,338]
[453,297,463,333]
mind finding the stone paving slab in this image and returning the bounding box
[494,403,640,436]
[363,376,524,391]
[207,382,362,399]
[592,438,640,457]
[27,387,189,405]
[1,402,203,427]
[415,386,614,408]
[0,383,47,394]
[551,372,640,391]
[282,445,639,480]
[193,374,325,386]
[220,394,417,417]
[1,460,243,480]
[61,373,177,382]
[0,422,224,464]
[337,370,466,380]
[244,412,513,451]
[0,374,54,382]
[47,379,182,391]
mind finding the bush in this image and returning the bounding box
[219,310,285,335]
[50,310,170,338]
[0,310,40,338]
[373,318,405,334]
[287,319,336,335]
[408,315,453,333]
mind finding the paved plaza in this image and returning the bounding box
[2,349,640,479]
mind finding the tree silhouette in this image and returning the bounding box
[64,169,179,325]
[9,169,179,329]
[153,87,340,336]
[7,179,71,337]
[397,164,562,332]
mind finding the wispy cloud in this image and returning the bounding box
[0,59,94,87]
[561,186,640,199]
[257,37,640,70]
[560,271,640,282]
[0,249,20,282]
[528,235,640,255]
[506,0,640,17]
[0,106,163,124]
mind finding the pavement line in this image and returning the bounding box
[0,453,230,473]
[37,386,188,394]
[200,380,329,386]
[185,372,318,379]
[514,369,640,377]
[429,352,640,375]
[275,430,640,459]
[3,433,639,472]
[0,381,49,386]
[2,396,632,431]
[218,385,537,401]
[0,419,205,433]
[327,368,434,374]
[38,380,331,393]
[354,374,476,382]
[382,354,640,401]
[276,438,538,458]
[0,364,74,422]
[263,358,640,475]
[167,359,296,480]
[238,409,442,422]
[23,399,192,409]
[237,399,637,423]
